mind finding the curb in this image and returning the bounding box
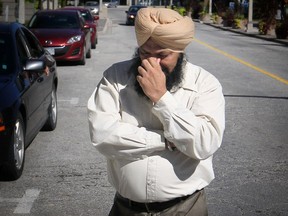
[196,20,288,47]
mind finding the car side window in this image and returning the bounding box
[15,30,33,88]
[0,39,8,74]
[16,30,29,62]
[21,27,44,58]
[78,12,85,27]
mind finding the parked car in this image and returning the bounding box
[62,7,99,49]
[106,0,118,8]
[27,10,91,65]
[125,5,147,25]
[84,1,99,15]
[0,22,58,180]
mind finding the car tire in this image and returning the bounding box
[79,47,86,65]
[86,47,91,58]
[92,37,97,49]
[4,113,25,180]
[42,86,57,131]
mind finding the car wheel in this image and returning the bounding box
[79,46,86,65]
[86,47,91,58]
[5,113,25,180]
[42,86,57,131]
[92,37,96,49]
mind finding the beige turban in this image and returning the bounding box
[135,8,195,52]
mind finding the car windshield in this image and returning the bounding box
[29,14,80,29]
[81,11,93,21]
[129,7,139,12]
[85,2,98,6]
[0,34,13,75]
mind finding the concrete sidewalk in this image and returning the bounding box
[197,20,288,46]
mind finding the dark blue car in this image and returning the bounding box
[125,5,147,25]
[0,22,58,180]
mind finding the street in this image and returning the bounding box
[0,7,287,216]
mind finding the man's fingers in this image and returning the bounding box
[148,57,161,68]
[137,66,147,77]
[141,58,160,71]
[141,59,151,71]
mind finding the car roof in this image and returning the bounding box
[129,5,147,8]
[0,22,29,39]
[0,22,23,32]
[62,7,90,12]
[35,9,79,15]
[85,1,99,5]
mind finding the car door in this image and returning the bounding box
[15,28,46,140]
[79,13,91,51]
[21,27,55,113]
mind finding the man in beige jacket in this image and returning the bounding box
[88,8,225,216]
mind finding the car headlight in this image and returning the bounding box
[129,15,135,19]
[67,35,82,44]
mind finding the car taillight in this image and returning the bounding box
[0,113,5,132]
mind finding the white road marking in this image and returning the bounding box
[13,189,41,214]
[58,97,79,105]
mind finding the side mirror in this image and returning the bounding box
[84,24,90,29]
[24,59,45,71]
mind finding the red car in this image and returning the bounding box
[62,7,99,49]
[28,10,91,65]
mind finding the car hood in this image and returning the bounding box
[30,28,83,45]
[0,75,18,110]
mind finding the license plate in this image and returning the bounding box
[45,47,55,55]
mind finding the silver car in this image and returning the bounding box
[84,1,99,15]
[105,0,118,8]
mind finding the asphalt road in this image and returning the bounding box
[0,7,287,216]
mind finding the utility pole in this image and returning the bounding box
[18,0,25,23]
[209,0,212,15]
[246,0,253,32]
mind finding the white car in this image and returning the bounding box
[105,0,118,8]
[84,1,99,15]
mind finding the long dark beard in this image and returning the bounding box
[131,49,186,100]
